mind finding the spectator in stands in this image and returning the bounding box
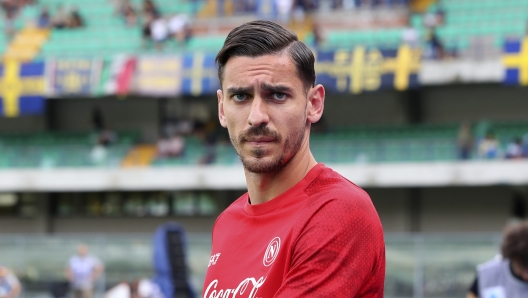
[150,17,168,50]
[311,22,324,48]
[425,28,445,59]
[457,121,474,160]
[522,134,528,158]
[37,6,50,28]
[65,244,104,298]
[122,0,137,27]
[142,12,154,47]
[68,6,84,28]
[467,220,528,298]
[402,16,419,48]
[142,0,160,18]
[52,4,69,29]
[478,131,500,159]
[4,8,17,40]
[157,133,185,158]
[168,14,191,45]
[506,138,523,159]
[276,0,293,23]
[0,266,21,298]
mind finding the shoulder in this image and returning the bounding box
[477,255,505,273]
[211,193,247,231]
[304,166,375,215]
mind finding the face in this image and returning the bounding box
[77,244,88,257]
[218,53,324,173]
[512,260,528,282]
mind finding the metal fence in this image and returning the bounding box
[0,233,503,298]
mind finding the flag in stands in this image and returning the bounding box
[315,45,421,94]
[503,37,528,86]
[105,55,137,96]
[0,60,46,117]
[181,53,219,96]
[48,59,103,96]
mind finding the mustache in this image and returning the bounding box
[239,126,281,142]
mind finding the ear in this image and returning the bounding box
[306,84,325,124]
[218,89,227,128]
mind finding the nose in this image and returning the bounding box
[247,96,269,127]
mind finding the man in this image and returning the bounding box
[467,220,528,298]
[202,20,385,297]
[65,244,104,298]
[0,266,21,298]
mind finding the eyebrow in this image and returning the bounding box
[226,86,253,95]
[260,83,294,94]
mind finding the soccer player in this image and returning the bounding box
[202,20,385,297]
[65,244,104,298]
[467,220,528,298]
[0,266,21,298]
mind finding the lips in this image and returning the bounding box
[246,137,275,143]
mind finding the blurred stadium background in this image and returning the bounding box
[1,0,528,297]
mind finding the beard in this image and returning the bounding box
[230,120,306,174]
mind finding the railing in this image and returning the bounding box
[0,233,502,298]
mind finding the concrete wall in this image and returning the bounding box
[421,84,528,123]
[367,185,524,233]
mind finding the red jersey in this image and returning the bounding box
[203,163,385,298]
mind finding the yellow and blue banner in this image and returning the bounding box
[181,53,219,96]
[48,59,103,96]
[315,45,421,94]
[136,56,182,96]
[0,60,46,117]
[503,37,528,86]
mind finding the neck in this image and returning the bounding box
[244,136,317,205]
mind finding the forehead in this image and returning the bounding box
[222,54,302,88]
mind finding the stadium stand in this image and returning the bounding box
[2,121,526,169]
[0,131,140,168]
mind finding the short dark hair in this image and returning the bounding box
[216,20,316,91]
[501,220,528,267]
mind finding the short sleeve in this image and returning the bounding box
[274,196,385,297]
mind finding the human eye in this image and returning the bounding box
[271,92,287,101]
[232,94,248,102]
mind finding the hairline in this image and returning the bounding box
[218,44,312,95]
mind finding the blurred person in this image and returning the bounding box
[311,22,324,48]
[4,9,17,40]
[275,0,293,23]
[52,4,69,29]
[505,138,523,159]
[457,121,474,160]
[478,131,500,159]
[0,266,21,298]
[157,133,185,158]
[65,244,104,298]
[141,12,154,48]
[122,1,137,27]
[467,220,528,298]
[168,14,191,45]
[68,6,84,28]
[401,15,419,48]
[37,6,50,28]
[522,134,528,157]
[142,0,160,18]
[150,17,168,50]
[203,20,385,297]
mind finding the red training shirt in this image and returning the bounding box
[203,163,385,298]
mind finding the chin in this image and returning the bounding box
[240,154,285,174]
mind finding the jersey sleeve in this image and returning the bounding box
[274,195,385,298]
